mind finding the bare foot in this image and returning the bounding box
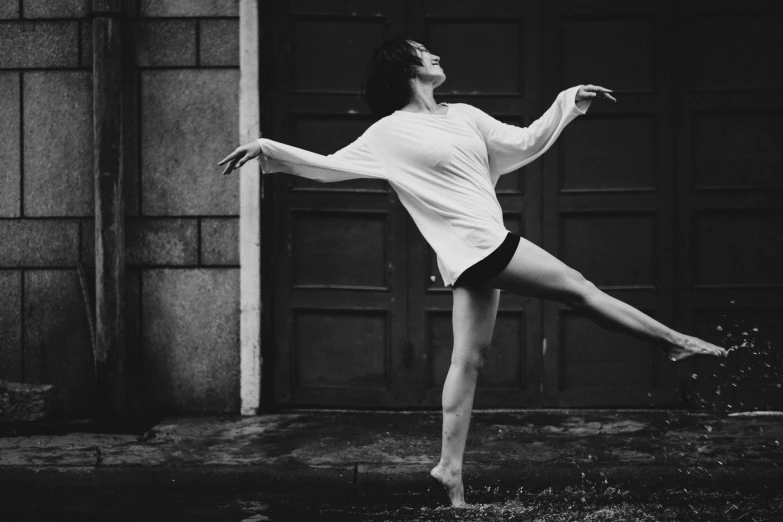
[664,334,729,362]
[430,464,466,508]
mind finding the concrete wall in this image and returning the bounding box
[0,0,241,418]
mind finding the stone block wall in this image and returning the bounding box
[0,0,241,418]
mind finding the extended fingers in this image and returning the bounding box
[582,84,616,102]
[583,84,612,92]
[218,148,241,166]
[220,156,239,176]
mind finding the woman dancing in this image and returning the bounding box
[219,37,728,508]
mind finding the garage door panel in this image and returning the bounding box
[292,18,387,92]
[291,210,389,288]
[692,210,783,286]
[560,311,656,391]
[690,15,783,91]
[692,112,783,189]
[293,309,388,387]
[560,212,657,288]
[426,20,522,94]
[562,17,655,92]
[561,116,657,192]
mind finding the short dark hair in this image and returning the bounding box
[361,37,426,120]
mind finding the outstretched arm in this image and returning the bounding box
[218,135,387,183]
[466,84,614,184]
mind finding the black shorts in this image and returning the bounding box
[453,231,521,288]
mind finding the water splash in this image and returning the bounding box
[690,303,783,413]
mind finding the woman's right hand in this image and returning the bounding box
[218,140,262,176]
[575,84,616,103]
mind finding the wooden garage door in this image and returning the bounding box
[261,0,782,408]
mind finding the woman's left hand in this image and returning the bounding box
[576,84,616,103]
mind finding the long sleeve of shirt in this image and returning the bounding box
[256,135,387,183]
[462,85,591,185]
[252,85,589,286]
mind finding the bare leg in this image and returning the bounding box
[487,236,728,361]
[431,237,726,507]
[431,285,500,508]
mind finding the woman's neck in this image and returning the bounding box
[401,81,440,113]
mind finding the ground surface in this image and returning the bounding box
[1,410,781,521]
[1,466,781,521]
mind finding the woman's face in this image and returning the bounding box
[409,41,446,88]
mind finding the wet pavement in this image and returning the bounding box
[1,410,782,520]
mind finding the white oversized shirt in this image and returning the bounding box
[257,85,591,286]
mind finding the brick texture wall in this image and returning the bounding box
[0,0,241,418]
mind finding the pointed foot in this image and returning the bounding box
[430,464,467,508]
[665,335,729,363]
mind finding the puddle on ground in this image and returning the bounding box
[234,483,783,522]
[5,483,782,521]
[3,466,782,521]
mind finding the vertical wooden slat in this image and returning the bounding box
[544,0,566,405]
[672,0,696,401]
[93,0,128,425]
